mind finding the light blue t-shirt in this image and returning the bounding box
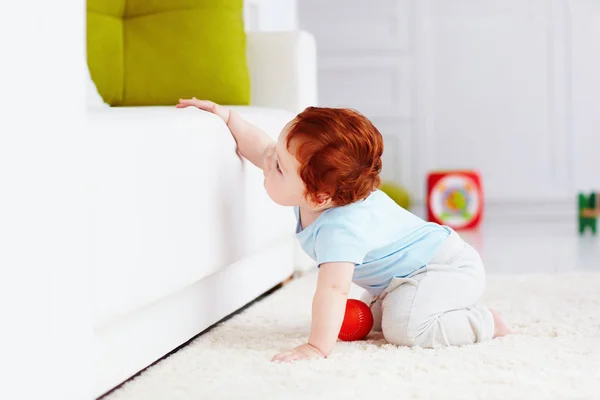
[294,189,451,296]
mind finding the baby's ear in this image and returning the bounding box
[316,193,332,207]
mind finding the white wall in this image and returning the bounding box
[0,1,89,399]
[299,0,600,216]
[245,0,297,31]
[299,0,415,195]
[570,0,600,194]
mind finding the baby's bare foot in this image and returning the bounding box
[489,308,511,338]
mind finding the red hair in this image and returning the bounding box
[286,107,383,207]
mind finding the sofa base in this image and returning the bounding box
[94,237,295,398]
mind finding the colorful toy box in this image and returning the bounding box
[427,170,484,230]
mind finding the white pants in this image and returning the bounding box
[361,230,494,348]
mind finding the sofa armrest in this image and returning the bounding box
[246,31,317,114]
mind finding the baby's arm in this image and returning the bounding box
[177,98,274,169]
[309,262,355,357]
[272,262,354,362]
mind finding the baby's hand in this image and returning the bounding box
[176,98,230,124]
[271,343,325,363]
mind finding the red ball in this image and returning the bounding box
[338,299,374,341]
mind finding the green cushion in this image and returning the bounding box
[87,0,250,106]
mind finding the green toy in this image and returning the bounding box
[380,182,411,210]
[578,192,598,235]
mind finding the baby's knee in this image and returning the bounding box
[387,312,486,348]
[382,308,416,346]
[382,310,435,348]
[382,322,409,346]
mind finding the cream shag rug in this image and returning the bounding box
[107,272,600,400]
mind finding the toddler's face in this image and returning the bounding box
[263,121,306,207]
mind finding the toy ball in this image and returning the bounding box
[338,299,374,341]
[379,182,411,210]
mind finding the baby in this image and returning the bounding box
[177,98,510,363]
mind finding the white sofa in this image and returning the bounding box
[89,31,317,397]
